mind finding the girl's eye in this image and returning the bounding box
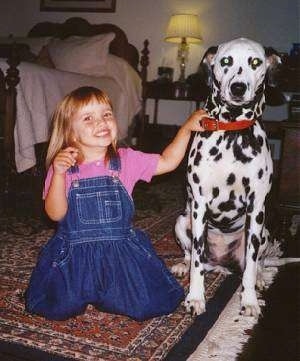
[84,115,93,122]
[220,56,233,67]
[104,111,113,118]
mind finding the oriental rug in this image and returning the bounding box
[0,178,228,361]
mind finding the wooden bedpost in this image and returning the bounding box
[4,43,20,174]
[138,39,149,147]
[140,39,149,86]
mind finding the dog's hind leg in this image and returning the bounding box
[171,212,192,277]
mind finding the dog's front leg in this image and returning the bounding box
[241,203,267,317]
[185,199,206,316]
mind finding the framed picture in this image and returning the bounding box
[40,0,116,13]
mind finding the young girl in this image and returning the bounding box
[25,86,205,321]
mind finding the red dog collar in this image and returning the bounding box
[200,117,256,131]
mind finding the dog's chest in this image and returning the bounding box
[187,124,272,223]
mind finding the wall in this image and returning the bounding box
[0,0,298,124]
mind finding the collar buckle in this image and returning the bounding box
[201,118,219,131]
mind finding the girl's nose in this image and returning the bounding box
[94,117,106,126]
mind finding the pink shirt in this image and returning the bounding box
[43,148,160,199]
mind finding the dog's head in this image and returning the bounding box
[202,38,281,107]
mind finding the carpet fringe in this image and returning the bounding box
[188,263,280,360]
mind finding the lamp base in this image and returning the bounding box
[174,81,188,98]
[177,38,188,82]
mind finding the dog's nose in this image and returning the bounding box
[230,82,247,97]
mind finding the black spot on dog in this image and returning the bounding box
[218,191,236,212]
[233,142,252,163]
[186,228,192,240]
[190,148,196,157]
[209,147,218,156]
[193,212,198,219]
[245,111,253,119]
[197,141,203,149]
[192,173,200,183]
[269,173,273,184]
[195,260,199,267]
[251,234,260,261]
[200,270,205,275]
[212,187,219,198]
[194,152,202,166]
[214,153,223,161]
[242,177,250,187]
[248,192,255,213]
[222,112,231,120]
[227,173,236,185]
[216,136,223,145]
[256,211,264,224]
[187,164,192,173]
[199,186,202,196]
[258,168,263,179]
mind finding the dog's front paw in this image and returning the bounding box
[171,261,190,277]
[184,293,206,316]
[240,292,261,318]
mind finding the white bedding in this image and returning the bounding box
[0,55,141,172]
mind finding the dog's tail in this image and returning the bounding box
[264,257,300,267]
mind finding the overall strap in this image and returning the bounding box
[67,164,80,175]
[109,155,121,172]
[67,164,80,187]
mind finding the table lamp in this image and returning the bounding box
[165,14,202,83]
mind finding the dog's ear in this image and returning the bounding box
[264,47,282,87]
[198,46,218,88]
[264,47,286,105]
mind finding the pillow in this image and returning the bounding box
[36,45,55,68]
[0,36,52,55]
[47,33,115,76]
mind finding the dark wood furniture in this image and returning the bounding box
[142,81,205,124]
[276,121,300,240]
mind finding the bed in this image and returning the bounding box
[0,17,149,179]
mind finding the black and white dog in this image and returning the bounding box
[172,38,281,317]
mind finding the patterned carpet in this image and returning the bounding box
[0,173,231,361]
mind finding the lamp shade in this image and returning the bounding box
[165,14,202,44]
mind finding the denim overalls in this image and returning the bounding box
[25,156,184,321]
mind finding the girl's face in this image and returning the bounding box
[71,99,117,153]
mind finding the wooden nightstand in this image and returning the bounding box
[138,81,205,152]
[142,80,204,124]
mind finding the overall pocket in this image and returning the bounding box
[76,190,122,224]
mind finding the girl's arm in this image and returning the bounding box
[45,147,78,221]
[155,109,206,175]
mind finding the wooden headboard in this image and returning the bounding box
[28,17,141,73]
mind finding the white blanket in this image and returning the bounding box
[0,56,141,172]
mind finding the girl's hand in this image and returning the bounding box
[182,109,207,133]
[52,147,79,175]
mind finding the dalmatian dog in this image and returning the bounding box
[172,38,281,317]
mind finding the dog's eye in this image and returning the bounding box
[220,56,233,67]
[249,57,262,70]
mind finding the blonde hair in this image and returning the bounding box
[46,86,118,169]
